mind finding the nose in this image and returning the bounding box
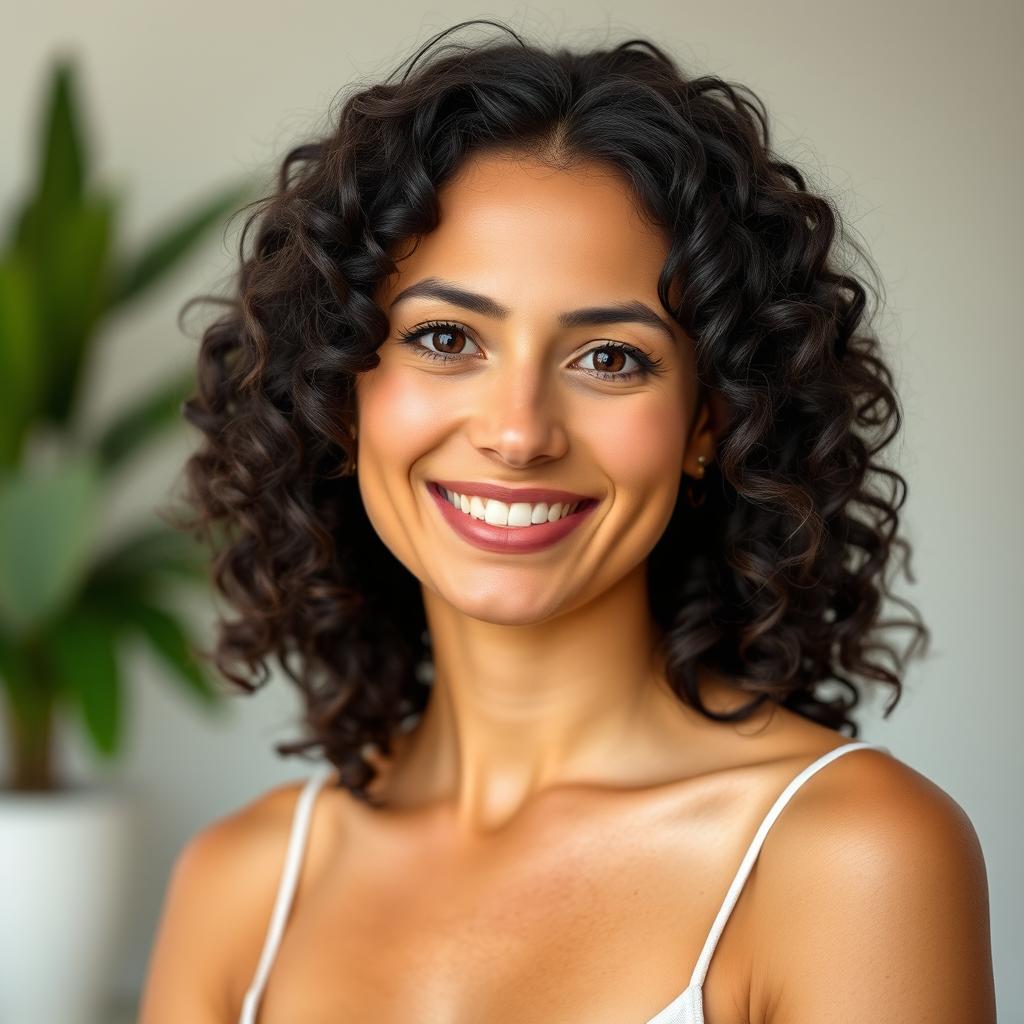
[468,361,569,468]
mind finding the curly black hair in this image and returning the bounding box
[171,19,929,805]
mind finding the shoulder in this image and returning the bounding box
[757,744,984,874]
[138,773,334,1023]
[171,773,323,904]
[749,745,996,1024]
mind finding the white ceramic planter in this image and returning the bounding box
[0,782,135,1024]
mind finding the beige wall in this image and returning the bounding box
[4,1,1021,1016]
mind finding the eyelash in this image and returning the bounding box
[396,320,666,382]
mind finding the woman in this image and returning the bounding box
[139,20,995,1023]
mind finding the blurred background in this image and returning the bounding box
[2,1,1020,1020]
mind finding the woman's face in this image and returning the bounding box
[356,151,709,625]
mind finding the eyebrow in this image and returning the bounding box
[388,277,678,345]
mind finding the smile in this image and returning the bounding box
[427,482,599,554]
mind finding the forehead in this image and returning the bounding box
[374,152,674,310]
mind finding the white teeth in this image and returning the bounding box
[439,487,584,528]
[484,500,507,526]
[507,502,534,527]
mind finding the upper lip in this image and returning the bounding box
[431,479,597,505]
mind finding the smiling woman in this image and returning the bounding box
[139,17,994,1024]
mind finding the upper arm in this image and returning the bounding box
[138,815,252,1024]
[755,753,996,1024]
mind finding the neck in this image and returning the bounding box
[368,563,749,837]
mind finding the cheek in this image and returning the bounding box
[591,398,689,572]
[586,398,687,496]
[352,363,448,573]
[357,363,449,463]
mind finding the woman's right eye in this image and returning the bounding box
[397,321,480,362]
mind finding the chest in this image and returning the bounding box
[233,781,771,1024]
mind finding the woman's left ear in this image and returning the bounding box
[689,386,729,470]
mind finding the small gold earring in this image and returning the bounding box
[684,455,708,508]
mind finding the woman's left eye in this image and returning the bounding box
[575,345,650,380]
[396,321,664,382]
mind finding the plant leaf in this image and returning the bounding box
[117,599,221,707]
[6,55,113,427]
[39,190,117,424]
[107,180,255,309]
[49,604,121,757]
[6,55,121,426]
[0,252,42,466]
[9,187,118,426]
[36,54,87,214]
[93,366,196,473]
[7,54,88,263]
[0,455,101,635]
[90,521,209,587]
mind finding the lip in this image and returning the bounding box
[430,479,596,505]
[427,481,599,554]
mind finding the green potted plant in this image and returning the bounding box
[0,52,254,1024]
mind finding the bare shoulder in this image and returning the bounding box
[748,746,996,1024]
[138,774,331,1024]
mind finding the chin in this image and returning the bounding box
[430,579,578,627]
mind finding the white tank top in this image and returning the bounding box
[238,739,889,1023]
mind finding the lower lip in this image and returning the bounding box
[427,483,599,554]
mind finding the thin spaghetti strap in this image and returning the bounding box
[686,740,890,991]
[238,765,336,1024]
